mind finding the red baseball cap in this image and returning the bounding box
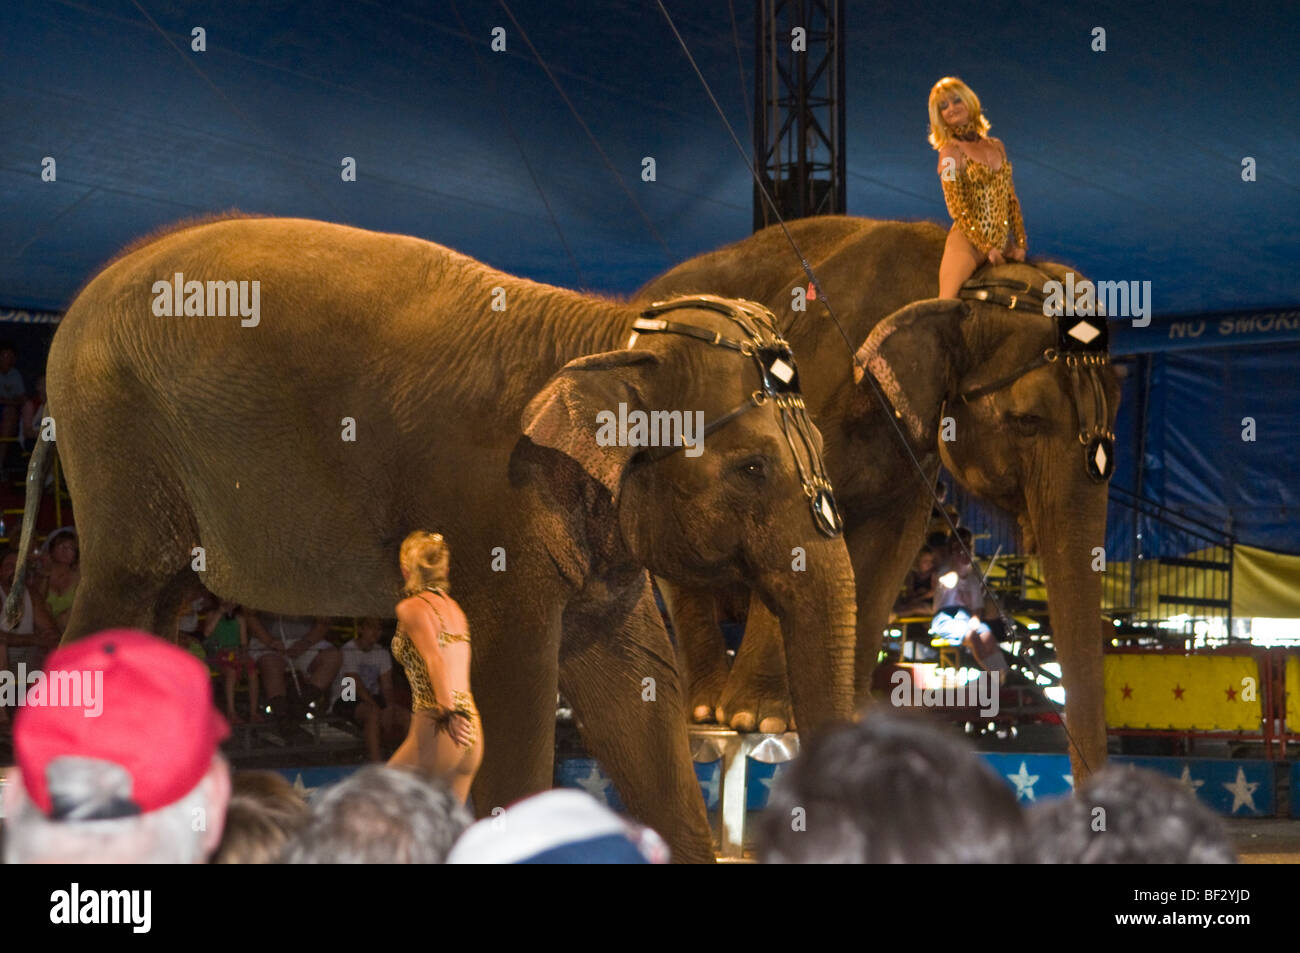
[14,629,230,818]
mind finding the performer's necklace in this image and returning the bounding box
[950,120,980,142]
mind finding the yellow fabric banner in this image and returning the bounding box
[1104,653,1263,730]
[1233,545,1300,619]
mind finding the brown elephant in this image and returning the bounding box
[636,215,1120,781]
[4,215,858,863]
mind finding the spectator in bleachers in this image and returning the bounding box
[893,544,939,618]
[202,600,262,725]
[0,545,59,679]
[447,789,670,864]
[18,373,45,453]
[930,527,1009,672]
[0,342,24,478]
[248,614,342,724]
[175,587,213,661]
[2,629,232,863]
[331,617,406,761]
[31,527,79,636]
[1026,764,1237,863]
[757,709,1027,863]
[281,765,471,864]
[212,770,308,864]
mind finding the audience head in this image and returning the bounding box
[915,545,936,574]
[212,771,308,864]
[1026,764,1237,863]
[400,530,449,593]
[757,709,1026,863]
[447,789,669,863]
[43,527,78,567]
[281,766,470,863]
[3,629,232,863]
[0,341,15,371]
[356,617,383,648]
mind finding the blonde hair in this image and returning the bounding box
[927,77,991,150]
[400,531,450,594]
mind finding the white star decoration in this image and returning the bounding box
[698,766,720,807]
[1068,321,1101,344]
[1093,443,1108,474]
[769,358,794,383]
[291,773,317,799]
[1177,764,1205,795]
[1222,767,1259,814]
[575,763,610,802]
[1007,761,1040,801]
[820,497,835,524]
[757,765,786,793]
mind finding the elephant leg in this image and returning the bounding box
[717,597,792,733]
[655,577,729,724]
[467,595,560,818]
[559,580,715,864]
[60,498,196,645]
[848,499,933,706]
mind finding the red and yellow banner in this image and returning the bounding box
[1104,653,1263,730]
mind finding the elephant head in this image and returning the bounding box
[515,298,857,734]
[858,263,1120,774]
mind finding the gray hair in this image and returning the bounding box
[1026,764,1238,864]
[4,756,223,864]
[281,766,471,864]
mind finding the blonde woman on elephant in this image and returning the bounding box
[388,531,482,804]
[930,76,1028,297]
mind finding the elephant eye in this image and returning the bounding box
[1005,412,1044,436]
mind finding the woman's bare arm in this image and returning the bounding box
[396,599,455,713]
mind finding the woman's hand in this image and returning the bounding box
[1007,245,1026,262]
[446,710,474,747]
[986,248,1007,266]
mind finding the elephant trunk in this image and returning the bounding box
[1025,478,1111,783]
[758,538,858,735]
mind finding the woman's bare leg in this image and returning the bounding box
[939,227,984,298]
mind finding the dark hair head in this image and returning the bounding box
[281,766,471,864]
[0,341,15,355]
[1026,764,1237,864]
[212,771,309,864]
[757,709,1027,863]
[925,531,950,550]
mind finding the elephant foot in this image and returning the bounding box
[717,674,795,734]
[687,667,728,725]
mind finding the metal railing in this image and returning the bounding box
[938,475,1236,644]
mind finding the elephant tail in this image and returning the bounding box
[4,432,57,629]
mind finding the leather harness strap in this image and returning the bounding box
[628,294,844,538]
[955,266,1116,483]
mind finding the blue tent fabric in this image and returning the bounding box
[1140,345,1300,555]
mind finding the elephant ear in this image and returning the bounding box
[520,349,661,503]
[854,298,969,446]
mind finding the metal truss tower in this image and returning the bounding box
[753,0,846,232]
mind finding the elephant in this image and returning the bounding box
[5,214,858,863]
[635,215,1120,782]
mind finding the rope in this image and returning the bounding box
[497,0,674,262]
